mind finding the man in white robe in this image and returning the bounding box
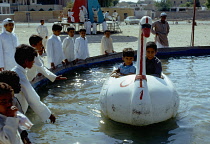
[81,5,88,21]
[36,19,48,50]
[102,20,107,32]
[112,10,118,21]
[0,18,19,71]
[79,7,85,23]
[100,30,114,55]
[92,7,99,22]
[92,22,97,35]
[84,19,92,35]
[74,29,89,60]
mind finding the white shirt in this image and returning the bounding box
[13,65,51,122]
[0,31,18,70]
[92,23,97,34]
[36,25,48,38]
[27,55,57,82]
[100,36,114,54]
[0,114,23,144]
[84,21,91,34]
[74,37,89,60]
[47,34,65,67]
[112,12,118,18]
[62,36,75,61]
[102,21,107,32]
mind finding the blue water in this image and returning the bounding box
[27,56,210,144]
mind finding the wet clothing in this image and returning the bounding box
[13,65,51,122]
[62,36,75,62]
[100,36,114,55]
[0,31,18,70]
[118,63,136,75]
[146,56,162,77]
[74,36,89,60]
[47,34,65,67]
[27,55,57,82]
[151,20,170,48]
[0,114,23,144]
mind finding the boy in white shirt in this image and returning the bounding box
[0,82,24,144]
[47,24,68,69]
[36,19,48,51]
[100,30,114,55]
[12,44,56,123]
[62,27,75,62]
[84,19,91,35]
[74,29,90,60]
[0,18,19,71]
[27,35,67,82]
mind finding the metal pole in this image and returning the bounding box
[191,0,196,47]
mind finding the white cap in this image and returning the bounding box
[3,18,14,25]
[160,12,167,17]
[140,16,152,25]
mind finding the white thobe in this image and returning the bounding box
[0,31,18,70]
[12,65,51,122]
[68,12,75,22]
[84,21,91,34]
[100,36,114,55]
[82,6,88,20]
[47,34,65,67]
[62,36,75,61]
[112,12,118,21]
[92,23,97,34]
[74,37,89,60]
[79,10,85,22]
[0,114,23,144]
[27,55,57,82]
[102,21,107,32]
[92,8,99,22]
[36,25,48,48]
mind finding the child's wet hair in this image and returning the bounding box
[29,35,43,46]
[15,44,37,65]
[0,71,20,94]
[0,82,13,95]
[146,41,157,51]
[67,27,75,32]
[123,48,135,57]
[52,24,62,31]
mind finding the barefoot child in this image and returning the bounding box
[111,48,136,77]
[12,44,56,123]
[27,35,67,82]
[146,41,162,78]
[47,24,68,69]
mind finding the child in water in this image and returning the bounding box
[111,48,136,77]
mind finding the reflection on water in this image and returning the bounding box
[27,56,210,144]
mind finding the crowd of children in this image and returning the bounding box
[0,17,162,143]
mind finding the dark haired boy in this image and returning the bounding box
[28,35,67,82]
[62,27,75,62]
[74,29,90,61]
[12,44,56,123]
[0,82,24,144]
[100,30,114,55]
[111,48,136,77]
[146,41,162,78]
[36,19,48,50]
[0,71,32,144]
[46,24,68,69]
